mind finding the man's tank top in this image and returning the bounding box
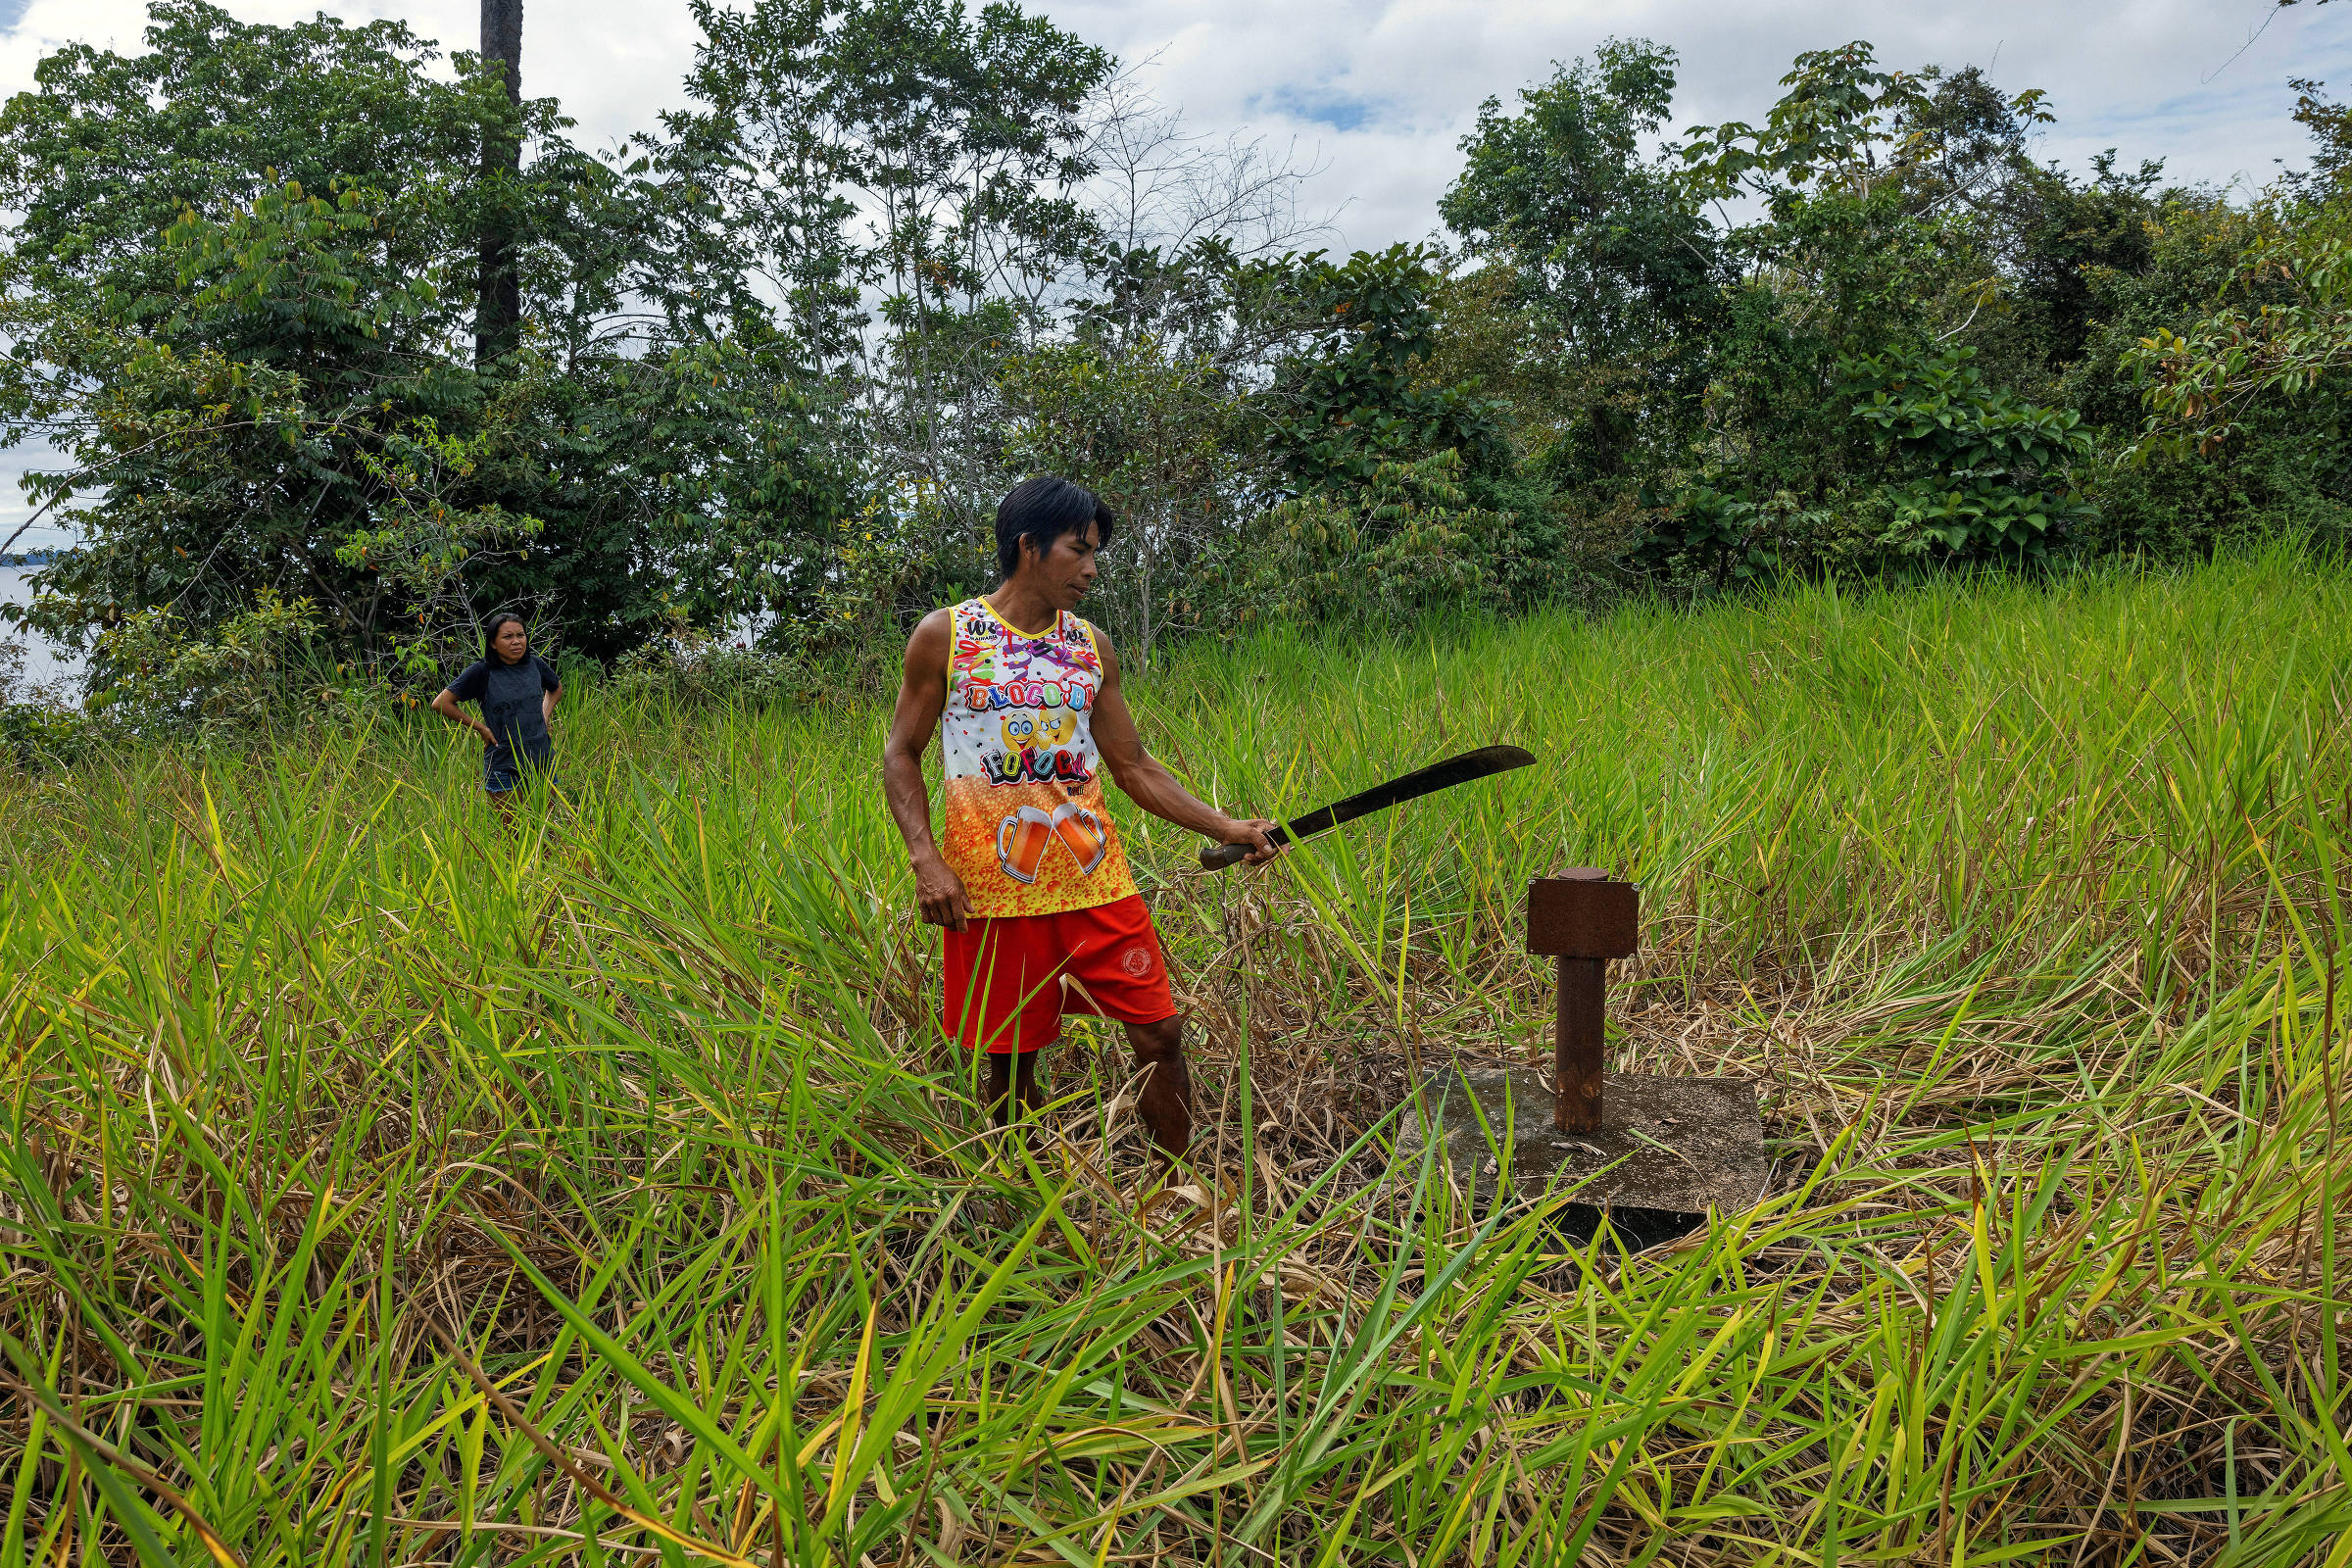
[939,598,1139,918]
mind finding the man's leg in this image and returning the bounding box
[1123,1015,1191,1160]
[1018,1050,1046,1117]
[983,1049,1047,1130]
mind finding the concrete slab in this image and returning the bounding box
[1399,1065,1770,1244]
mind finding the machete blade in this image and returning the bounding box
[1200,744,1537,869]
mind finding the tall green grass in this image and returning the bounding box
[4,547,2349,1564]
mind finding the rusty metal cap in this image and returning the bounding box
[1527,874,1641,958]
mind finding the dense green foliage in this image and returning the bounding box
[2,1,2349,702]
[7,553,2352,1562]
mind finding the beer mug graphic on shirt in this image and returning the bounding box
[996,806,1055,884]
[1051,801,1108,875]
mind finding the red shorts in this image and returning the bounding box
[943,894,1177,1054]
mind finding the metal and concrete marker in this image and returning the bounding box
[1404,871,1770,1244]
[1528,868,1639,1132]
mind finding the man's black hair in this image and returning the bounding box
[997,476,1115,578]
[482,612,528,664]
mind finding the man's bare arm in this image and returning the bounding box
[1089,631,1279,864]
[881,610,973,930]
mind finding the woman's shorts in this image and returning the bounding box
[485,744,555,794]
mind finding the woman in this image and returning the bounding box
[432,613,562,807]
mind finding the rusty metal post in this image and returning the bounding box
[1555,955,1604,1131]
[1528,871,1640,1135]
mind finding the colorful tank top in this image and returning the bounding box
[939,598,1139,918]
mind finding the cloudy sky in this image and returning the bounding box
[2,0,2348,554]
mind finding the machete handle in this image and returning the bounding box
[1199,827,1290,871]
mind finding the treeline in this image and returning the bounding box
[1,0,2347,714]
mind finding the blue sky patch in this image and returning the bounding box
[1257,83,1388,134]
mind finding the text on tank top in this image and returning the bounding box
[939,598,1139,917]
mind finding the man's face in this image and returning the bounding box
[1020,520,1102,611]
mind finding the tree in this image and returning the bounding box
[2132,200,2352,457]
[1080,68,1337,271]
[1065,72,1335,372]
[670,0,1113,589]
[1662,45,2048,516]
[999,336,1245,662]
[476,0,525,363]
[1841,342,2091,562]
[0,1,853,670]
[1255,244,1509,500]
[2288,77,2352,193]
[7,178,526,666]
[673,0,1110,370]
[0,2,510,343]
[1440,40,1721,371]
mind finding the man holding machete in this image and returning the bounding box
[881,476,1281,1159]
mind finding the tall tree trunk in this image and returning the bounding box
[476,0,523,365]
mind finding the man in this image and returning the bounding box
[881,476,1278,1159]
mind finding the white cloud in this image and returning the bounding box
[11,0,2343,255]
[1048,0,2352,245]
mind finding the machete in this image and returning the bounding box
[1198,744,1537,870]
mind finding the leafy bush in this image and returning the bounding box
[2132,198,2352,456]
[336,415,546,681]
[1639,486,1831,591]
[84,588,375,742]
[0,641,89,771]
[2075,416,2352,560]
[610,622,809,709]
[1841,344,2094,562]
[1190,449,1554,631]
[1256,246,1512,495]
[998,336,1247,665]
[1638,345,2095,586]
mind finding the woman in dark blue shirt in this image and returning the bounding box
[431,613,562,808]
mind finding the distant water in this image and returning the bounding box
[0,564,80,695]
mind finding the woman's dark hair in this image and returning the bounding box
[482,612,528,663]
[997,476,1116,578]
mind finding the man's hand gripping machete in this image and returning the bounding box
[1199,745,1538,870]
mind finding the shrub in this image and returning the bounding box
[83,588,376,742]
[1189,449,1557,632]
[1638,486,1832,591]
[610,622,809,709]
[1840,343,2095,563]
[0,640,89,771]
